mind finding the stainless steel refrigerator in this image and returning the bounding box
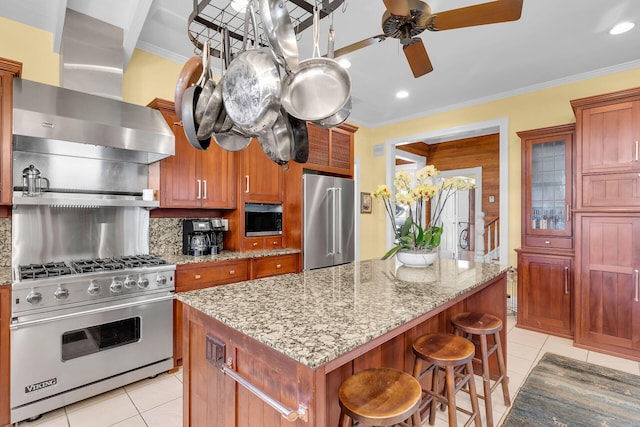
[303,174,355,270]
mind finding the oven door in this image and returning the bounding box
[10,293,173,409]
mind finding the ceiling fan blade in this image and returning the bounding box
[382,0,411,17]
[402,38,433,78]
[333,35,387,58]
[429,0,523,31]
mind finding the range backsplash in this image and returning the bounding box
[0,218,10,268]
[149,218,183,255]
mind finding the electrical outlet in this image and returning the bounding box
[206,335,226,368]
[222,218,229,231]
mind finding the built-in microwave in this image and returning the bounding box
[245,203,283,236]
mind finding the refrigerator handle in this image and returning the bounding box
[335,187,342,255]
[331,187,337,256]
[327,187,335,256]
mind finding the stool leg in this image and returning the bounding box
[479,333,494,427]
[338,410,350,427]
[444,366,457,427]
[411,408,422,427]
[465,360,482,427]
[494,331,511,407]
[429,365,440,426]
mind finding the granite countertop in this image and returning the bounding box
[177,258,509,369]
[159,248,300,266]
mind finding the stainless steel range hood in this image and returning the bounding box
[12,78,174,165]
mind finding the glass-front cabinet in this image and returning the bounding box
[519,124,575,249]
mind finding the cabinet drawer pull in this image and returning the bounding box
[229,270,236,275]
[564,266,569,295]
[252,242,258,247]
[194,274,201,280]
[635,269,639,302]
[276,264,282,269]
[544,240,551,245]
[272,241,278,246]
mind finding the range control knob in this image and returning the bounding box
[87,280,101,296]
[110,279,124,293]
[54,287,69,300]
[124,276,137,289]
[137,277,150,289]
[26,291,43,304]
[156,275,167,287]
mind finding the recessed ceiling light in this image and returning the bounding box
[396,90,409,99]
[609,21,635,35]
[338,59,351,69]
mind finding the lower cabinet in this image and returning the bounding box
[173,254,300,366]
[243,235,283,251]
[1,285,10,427]
[575,214,640,359]
[516,250,573,338]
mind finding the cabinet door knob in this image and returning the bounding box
[194,274,201,280]
[229,270,235,275]
[273,241,278,245]
[276,264,282,269]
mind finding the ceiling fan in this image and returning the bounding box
[334,0,524,78]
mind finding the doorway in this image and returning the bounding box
[385,118,509,264]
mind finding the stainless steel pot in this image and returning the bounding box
[181,41,213,150]
[222,3,281,136]
[259,0,299,73]
[281,7,351,121]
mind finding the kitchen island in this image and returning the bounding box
[177,258,509,426]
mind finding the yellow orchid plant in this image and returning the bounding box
[373,165,476,260]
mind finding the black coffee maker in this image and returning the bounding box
[182,220,213,256]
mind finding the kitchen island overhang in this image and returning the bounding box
[177,258,509,426]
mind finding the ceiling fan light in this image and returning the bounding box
[609,21,635,35]
[230,0,249,13]
[338,59,352,69]
[396,90,409,99]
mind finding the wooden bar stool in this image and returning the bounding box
[338,367,422,427]
[412,333,481,427]
[451,312,511,427]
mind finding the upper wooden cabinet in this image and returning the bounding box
[518,124,575,249]
[147,98,236,209]
[306,123,357,177]
[0,58,23,207]
[241,138,283,204]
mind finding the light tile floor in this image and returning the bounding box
[17,314,640,427]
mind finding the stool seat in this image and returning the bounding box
[451,311,502,334]
[413,333,475,366]
[338,368,422,426]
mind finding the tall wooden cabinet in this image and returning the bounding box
[0,59,22,208]
[516,124,575,338]
[572,87,640,360]
[147,98,236,209]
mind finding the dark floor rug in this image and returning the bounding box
[501,352,640,427]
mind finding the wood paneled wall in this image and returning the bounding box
[397,134,500,221]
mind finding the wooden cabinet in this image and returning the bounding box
[0,58,22,208]
[516,124,575,337]
[147,98,236,209]
[575,214,640,358]
[243,235,282,251]
[516,252,572,338]
[241,138,283,204]
[571,87,640,361]
[176,260,249,293]
[250,253,298,279]
[1,285,10,427]
[306,123,357,177]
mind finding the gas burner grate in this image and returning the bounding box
[116,255,168,269]
[19,262,73,280]
[69,258,127,274]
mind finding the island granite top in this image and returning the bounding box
[160,248,300,266]
[177,258,509,369]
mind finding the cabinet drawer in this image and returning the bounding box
[525,236,573,249]
[252,254,298,279]
[243,236,283,251]
[582,172,640,207]
[176,260,248,292]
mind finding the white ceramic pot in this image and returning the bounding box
[396,249,438,267]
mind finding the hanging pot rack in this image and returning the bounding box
[188,0,346,59]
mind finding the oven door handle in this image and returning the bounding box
[10,294,175,329]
